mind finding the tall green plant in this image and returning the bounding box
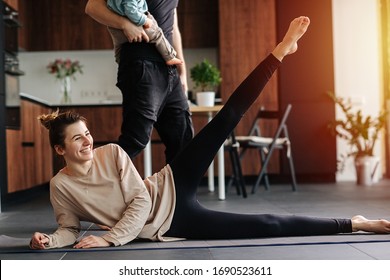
[328,92,387,169]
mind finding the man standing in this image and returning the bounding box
[85,0,193,164]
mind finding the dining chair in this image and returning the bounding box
[225,132,248,198]
[228,104,297,194]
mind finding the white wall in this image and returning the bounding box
[19,50,120,105]
[332,0,383,181]
[18,48,218,105]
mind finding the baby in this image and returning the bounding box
[107,0,182,65]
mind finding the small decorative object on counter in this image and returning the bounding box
[47,59,83,103]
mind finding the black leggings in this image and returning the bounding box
[166,54,352,239]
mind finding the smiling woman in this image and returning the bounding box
[39,110,93,176]
[38,110,94,175]
[30,17,390,251]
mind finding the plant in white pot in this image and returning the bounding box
[190,59,222,107]
[327,92,387,185]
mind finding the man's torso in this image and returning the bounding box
[146,0,178,42]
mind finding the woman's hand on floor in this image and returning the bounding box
[30,232,49,250]
[73,235,111,249]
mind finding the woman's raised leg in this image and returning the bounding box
[169,16,311,198]
[167,16,390,239]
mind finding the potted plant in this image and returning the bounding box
[190,59,222,106]
[327,91,387,185]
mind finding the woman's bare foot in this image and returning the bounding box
[272,16,310,61]
[351,215,390,234]
[166,57,183,65]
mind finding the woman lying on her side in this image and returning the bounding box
[30,16,390,250]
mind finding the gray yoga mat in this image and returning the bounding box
[1,232,390,254]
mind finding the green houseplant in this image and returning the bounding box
[190,59,222,92]
[327,92,387,185]
[190,59,222,106]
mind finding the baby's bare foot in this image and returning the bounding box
[166,57,183,66]
[351,215,390,234]
[272,16,310,61]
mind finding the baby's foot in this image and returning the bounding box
[272,16,310,61]
[166,57,183,65]
[351,215,390,234]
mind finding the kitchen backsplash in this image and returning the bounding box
[18,48,218,105]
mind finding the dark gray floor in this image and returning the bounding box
[1,180,390,260]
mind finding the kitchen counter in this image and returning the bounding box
[20,92,122,107]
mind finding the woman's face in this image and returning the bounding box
[56,120,94,164]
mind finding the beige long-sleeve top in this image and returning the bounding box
[43,144,176,248]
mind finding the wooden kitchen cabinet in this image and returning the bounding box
[177,0,219,48]
[18,0,113,51]
[17,0,218,51]
[6,100,52,193]
[6,129,24,193]
[21,100,53,190]
[218,0,279,176]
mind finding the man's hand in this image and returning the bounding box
[30,232,49,250]
[122,21,149,43]
[73,235,111,249]
[179,72,188,95]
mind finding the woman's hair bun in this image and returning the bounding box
[37,109,60,130]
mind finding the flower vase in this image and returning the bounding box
[60,76,72,104]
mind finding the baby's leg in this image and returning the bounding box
[144,14,182,65]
